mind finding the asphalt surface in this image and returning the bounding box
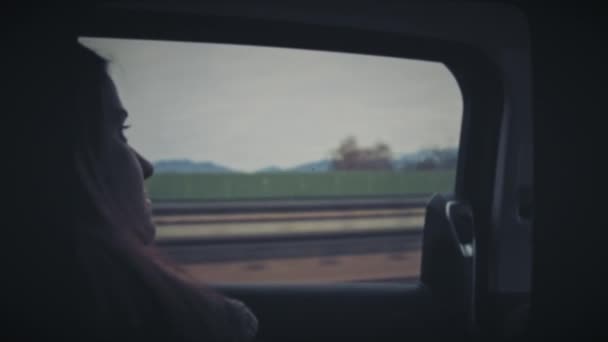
[181,250,422,284]
[157,231,422,263]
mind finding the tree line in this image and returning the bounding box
[330,136,457,171]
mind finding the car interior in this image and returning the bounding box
[12,1,603,341]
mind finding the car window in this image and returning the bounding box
[80,37,462,284]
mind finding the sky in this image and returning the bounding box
[80,37,463,172]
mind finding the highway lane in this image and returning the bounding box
[181,250,422,284]
[157,231,422,263]
[157,231,423,283]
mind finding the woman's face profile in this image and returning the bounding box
[99,74,156,243]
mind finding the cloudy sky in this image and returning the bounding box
[80,37,462,172]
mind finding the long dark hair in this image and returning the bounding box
[5,39,248,341]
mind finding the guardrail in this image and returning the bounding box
[151,194,432,215]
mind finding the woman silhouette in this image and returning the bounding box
[5,38,257,342]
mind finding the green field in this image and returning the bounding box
[146,170,455,201]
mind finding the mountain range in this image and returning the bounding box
[153,159,235,173]
[153,147,458,173]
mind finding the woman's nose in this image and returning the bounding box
[135,150,154,179]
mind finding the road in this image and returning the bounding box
[157,232,422,283]
[157,231,421,263]
[153,199,426,283]
[181,250,421,284]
